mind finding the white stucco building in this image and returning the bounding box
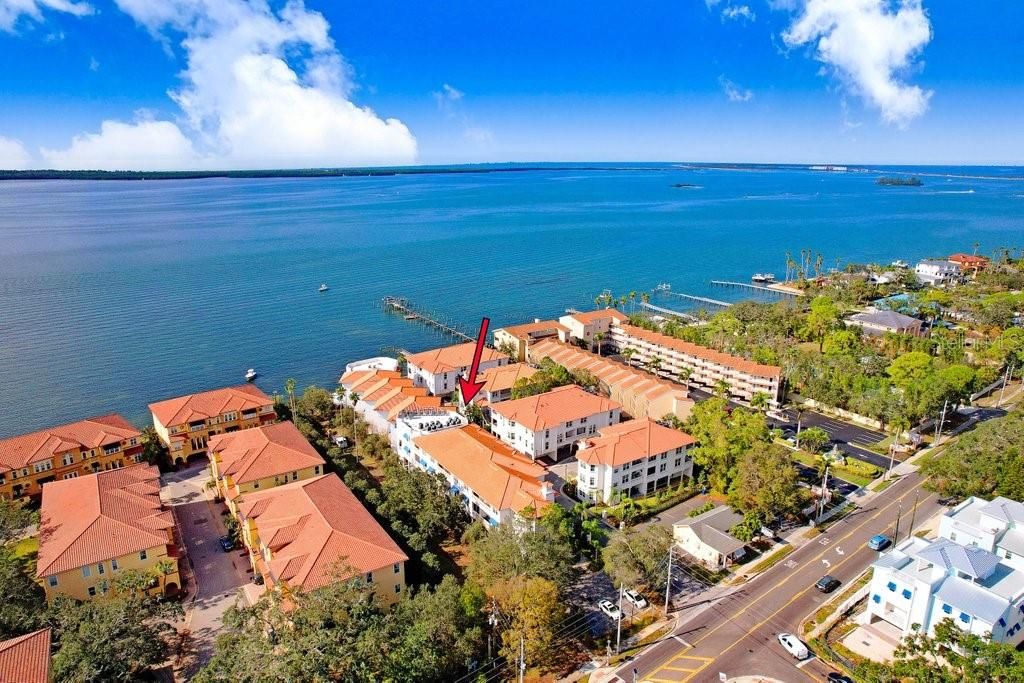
[489,385,622,461]
[405,342,508,396]
[673,506,747,568]
[575,418,694,503]
[914,259,962,286]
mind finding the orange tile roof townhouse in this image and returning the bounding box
[405,342,508,396]
[476,363,539,405]
[37,465,181,601]
[236,474,408,606]
[209,421,326,512]
[339,368,445,434]
[493,320,570,361]
[528,340,693,421]
[490,385,622,461]
[411,425,554,526]
[149,384,276,465]
[607,322,783,407]
[558,308,629,354]
[0,628,51,683]
[0,414,144,500]
[576,419,695,504]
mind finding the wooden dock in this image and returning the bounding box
[382,296,476,343]
[711,280,799,297]
[661,290,732,308]
[639,301,699,322]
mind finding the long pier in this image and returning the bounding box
[382,296,476,343]
[639,301,699,322]
[661,290,732,308]
[711,280,799,297]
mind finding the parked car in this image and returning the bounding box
[815,575,841,593]
[598,599,622,620]
[827,673,854,683]
[624,589,649,610]
[777,633,810,660]
[868,534,892,551]
[218,535,236,552]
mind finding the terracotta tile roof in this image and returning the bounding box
[948,253,989,265]
[405,342,504,375]
[0,415,140,472]
[37,465,174,577]
[148,384,273,427]
[616,323,782,379]
[531,341,685,402]
[496,320,569,340]
[209,421,325,486]
[340,369,443,423]
[479,363,538,395]
[0,628,50,683]
[340,369,401,391]
[577,419,694,467]
[566,308,629,325]
[238,474,407,593]
[490,385,621,432]
[413,425,551,515]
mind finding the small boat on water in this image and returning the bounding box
[891,260,909,269]
[654,283,671,291]
[404,314,418,321]
[319,283,329,292]
[245,368,257,382]
[751,273,776,283]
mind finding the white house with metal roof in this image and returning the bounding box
[865,497,1024,646]
[673,505,747,568]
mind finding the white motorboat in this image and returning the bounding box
[751,273,776,283]
[319,283,329,292]
[245,368,257,382]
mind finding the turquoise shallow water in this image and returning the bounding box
[1,164,1023,436]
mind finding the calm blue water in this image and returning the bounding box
[2,164,1023,437]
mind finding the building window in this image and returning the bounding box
[942,604,952,614]
[365,572,373,584]
[97,563,105,575]
[112,558,119,571]
[674,458,682,467]
[394,584,402,594]
[393,563,400,574]
[252,482,259,489]
[88,587,97,597]
[63,472,79,480]
[63,454,75,466]
[901,589,911,599]
[886,582,896,592]
[82,566,91,578]
[314,465,321,475]
[959,612,971,624]
[47,576,58,588]
[139,550,147,561]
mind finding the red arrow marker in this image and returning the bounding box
[458,317,491,404]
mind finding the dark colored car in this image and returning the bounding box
[827,673,854,683]
[816,575,841,593]
[218,535,236,552]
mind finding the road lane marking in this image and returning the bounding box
[822,559,831,568]
[673,636,691,646]
[795,657,817,668]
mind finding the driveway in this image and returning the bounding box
[161,460,252,673]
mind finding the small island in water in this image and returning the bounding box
[876,176,923,186]
[671,183,700,188]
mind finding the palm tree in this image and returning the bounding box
[622,348,635,366]
[285,378,297,417]
[594,296,603,310]
[154,558,176,594]
[594,332,605,356]
[750,391,771,414]
[677,368,692,389]
[629,291,637,313]
[647,357,662,377]
[714,379,730,399]
[640,292,650,306]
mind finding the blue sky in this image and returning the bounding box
[0,0,1022,169]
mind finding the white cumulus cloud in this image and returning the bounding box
[0,135,32,169]
[719,76,754,103]
[782,0,933,127]
[0,0,92,32]
[38,0,417,170]
[722,5,755,22]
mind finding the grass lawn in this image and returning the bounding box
[870,476,898,493]
[13,536,38,559]
[745,544,795,574]
[787,448,879,488]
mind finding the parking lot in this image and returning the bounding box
[773,408,893,469]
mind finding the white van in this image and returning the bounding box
[777,633,810,660]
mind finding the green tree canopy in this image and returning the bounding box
[922,408,1024,500]
[727,442,803,522]
[466,523,574,593]
[887,351,935,390]
[602,524,672,595]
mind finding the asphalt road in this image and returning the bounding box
[612,471,941,683]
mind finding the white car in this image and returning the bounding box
[598,599,622,620]
[624,589,649,610]
[777,633,810,660]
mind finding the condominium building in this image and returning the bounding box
[339,368,444,434]
[209,421,326,513]
[237,474,407,607]
[405,342,508,396]
[914,259,962,286]
[493,319,570,361]
[606,322,783,407]
[392,410,469,457]
[0,414,144,500]
[408,424,555,526]
[0,628,50,683]
[149,384,276,464]
[528,340,693,421]
[575,418,694,503]
[865,496,1024,645]
[490,385,622,460]
[474,363,539,405]
[557,309,629,353]
[36,465,181,601]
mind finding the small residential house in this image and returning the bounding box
[0,414,144,500]
[405,343,508,396]
[914,259,961,286]
[237,474,408,607]
[474,363,538,406]
[408,424,555,526]
[0,628,51,683]
[490,385,622,461]
[149,384,276,464]
[493,320,570,361]
[673,505,747,568]
[576,418,695,503]
[209,421,326,514]
[558,309,630,353]
[948,253,990,277]
[847,310,924,337]
[36,465,181,601]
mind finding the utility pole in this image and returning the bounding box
[893,501,903,543]
[616,583,624,653]
[934,400,948,445]
[519,635,525,683]
[998,362,1015,407]
[817,464,830,522]
[664,546,673,616]
[908,490,921,536]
